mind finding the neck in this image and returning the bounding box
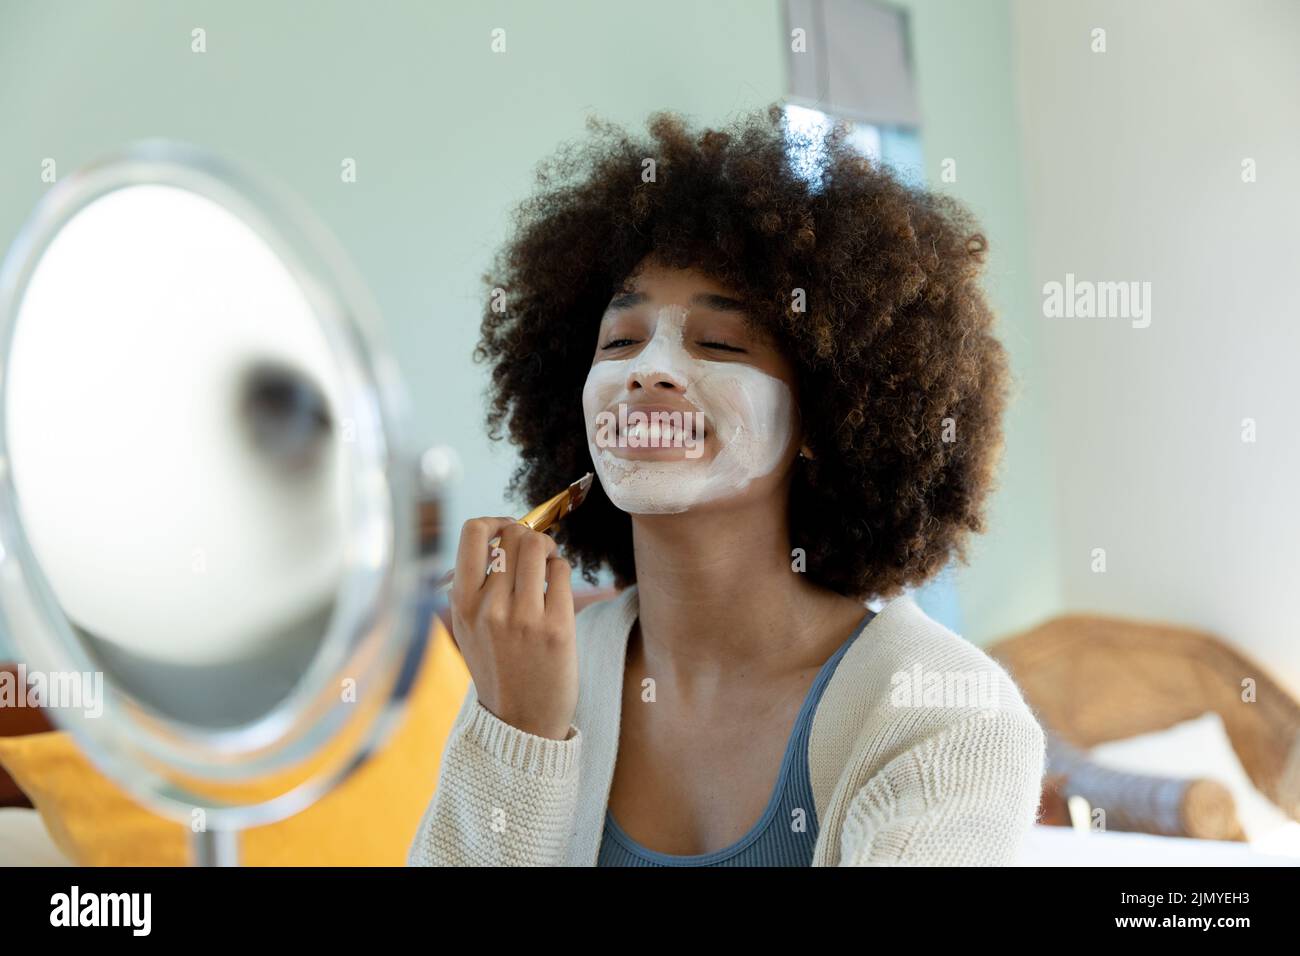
[627,493,866,686]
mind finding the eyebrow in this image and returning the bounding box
[606,291,748,313]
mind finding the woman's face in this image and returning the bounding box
[582,259,802,515]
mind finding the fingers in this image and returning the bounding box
[507,525,558,618]
[455,518,561,616]
[543,555,575,631]
[452,516,516,603]
[478,523,523,598]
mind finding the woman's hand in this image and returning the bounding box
[449,517,578,741]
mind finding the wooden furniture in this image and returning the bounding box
[0,664,52,808]
[988,614,1300,838]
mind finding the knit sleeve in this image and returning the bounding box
[406,686,582,867]
[837,708,1046,866]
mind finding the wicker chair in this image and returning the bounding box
[988,614,1300,839]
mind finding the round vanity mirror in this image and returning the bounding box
[0,142,442,864]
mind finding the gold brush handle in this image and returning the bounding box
[432,481,583,593]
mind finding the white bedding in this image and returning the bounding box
[1014,823,1300,866]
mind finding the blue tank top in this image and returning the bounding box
[596,609,875,867]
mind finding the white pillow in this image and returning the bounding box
[1088,711,1292,847]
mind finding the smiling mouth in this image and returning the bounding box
[615,406,707,447]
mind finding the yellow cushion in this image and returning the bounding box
[0,620,468,866]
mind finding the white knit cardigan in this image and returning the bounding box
[408,585,1046,866]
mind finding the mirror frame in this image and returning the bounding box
[0,141,427,831]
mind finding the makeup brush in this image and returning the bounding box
[433,472,594,594]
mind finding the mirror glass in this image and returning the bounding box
[0,147,426,848]
[5,183,350,728]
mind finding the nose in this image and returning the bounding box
[625,363,687,393]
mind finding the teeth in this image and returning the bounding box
[624,417,698,446]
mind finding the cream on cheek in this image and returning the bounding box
[581,305,795,515]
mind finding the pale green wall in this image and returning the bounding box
[0,0,1057,657]
[890,0,1062,644]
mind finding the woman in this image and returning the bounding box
[409,106,1045,866]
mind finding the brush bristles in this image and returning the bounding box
[566,472,594,512]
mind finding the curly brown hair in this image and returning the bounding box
[474,104,1009,602]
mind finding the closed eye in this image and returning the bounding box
[599,338,745,352]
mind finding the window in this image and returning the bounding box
[782,102,924,187]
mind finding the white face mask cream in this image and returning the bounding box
[582,304,795,514]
